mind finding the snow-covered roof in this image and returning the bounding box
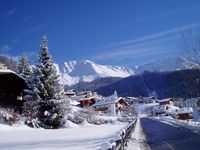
[0,69,16,74]
[77,91,92,96]
[170,107,193,115]
[93,97,126,107]
[70,95,96,102]
[153,105,179,113]
[165,106,180,114]
[0,69,25,80]
[127,97,139,100]
[143,96,156,99]
[77,96,96,102]
[70,95,86,101]
[158,98,173,103]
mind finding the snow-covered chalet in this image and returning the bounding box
[0,64,26,110]
[92,91,129,116]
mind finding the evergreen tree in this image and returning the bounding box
[17,54,41,127]
[23,67,44,128]
[37,35,60,100]
[17,54,32,79]
[36,35,64,128]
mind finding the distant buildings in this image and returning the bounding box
[63,90,131,116]
[152,97,193,120]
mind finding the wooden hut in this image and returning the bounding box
[0,69,26,109]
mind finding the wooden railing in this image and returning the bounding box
[101,118,137,150]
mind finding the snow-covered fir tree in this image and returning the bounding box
[22,67,43,128]
[17,54,32,79]
[36,35,65,128]
[37,35,60,100]
[17,54,41,127]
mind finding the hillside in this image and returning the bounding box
[134,57,186,74]
[69,77,121,91]
[95,69,200,99]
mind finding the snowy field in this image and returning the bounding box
[0,122,127,150]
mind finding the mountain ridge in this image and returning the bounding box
[56,57,186,86]
[57,60,134,86]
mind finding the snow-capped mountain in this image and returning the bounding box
[56,57,186,86]
[134,57,186,74]
[57,60,134,86]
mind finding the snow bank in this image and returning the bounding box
[0,123,127,150]
[152,116,200,133]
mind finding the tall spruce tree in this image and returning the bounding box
[37,35,64,128]
[37,35,60,100]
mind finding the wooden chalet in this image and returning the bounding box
[0,69,26,110]
[171,108,193,120]
[78,97,96,107]
[93,96,128,116]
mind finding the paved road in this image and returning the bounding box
[141,118,200,150]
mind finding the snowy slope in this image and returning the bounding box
[57,60,134,86]
[134,57,186,74]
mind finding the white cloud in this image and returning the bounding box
[93,46,168,61]
[102,22,200,50]
[91,22,200,64]
[0,45,11,52]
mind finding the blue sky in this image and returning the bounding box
[1,0,200,67]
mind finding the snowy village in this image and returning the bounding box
[1,0,200,150]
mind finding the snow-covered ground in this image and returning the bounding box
[127,118,150,150]
[0,122,127,150]
[151,115,200,133]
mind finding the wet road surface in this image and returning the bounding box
[141,118,200,150]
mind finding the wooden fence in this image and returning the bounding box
[101,118,137,150]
